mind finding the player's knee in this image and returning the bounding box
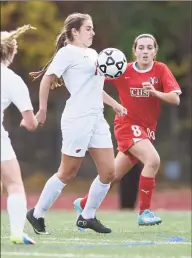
[100,167,115,183]
[6,181,25,195]
[57,172,76,183]
[107,170,115,182]
[146,154,160,172]
[57,165,79,183]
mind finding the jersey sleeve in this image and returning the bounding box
[161,64,182,95]
[45,47,71,78]
[9,76,33,112]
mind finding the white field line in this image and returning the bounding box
[40,240,191,245]
[1,253,191,258]
[1,236,191,245]
[1,253,110,258]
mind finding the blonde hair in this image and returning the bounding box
[30,13,92,90]
[132,33,159,60]
[1,24,36,65]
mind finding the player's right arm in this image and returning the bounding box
[103,91,127,117]
[36,74,56,125]
[36,47,70,125]
[20,111,38,131]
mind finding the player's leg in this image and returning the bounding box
[27,115,94,234]
[113,151,134,182]
[27,154,83,234]
[75,114,116,233]
[76,147,115,233]
[129,138,162,225]
[74,151,133,212]
[1,134,35,244]
[1,159,35,244]
[74,114,134,214]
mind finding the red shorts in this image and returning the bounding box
[114,118,156,165]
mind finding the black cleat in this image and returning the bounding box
[26,208,49,235]
[76,214,111,234]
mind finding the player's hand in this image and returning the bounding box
[20,118,38,131]
[113,102,127,117]
[36,109,47,127]
[142,82,157,96]
[20,119,27,128]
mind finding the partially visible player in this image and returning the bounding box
[74,33,181,226]
[26,13,126,234]
[1,25,38,244]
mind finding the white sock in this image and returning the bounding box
[81,176,111,219]
[7,193,27,237]
[34,174,66,219]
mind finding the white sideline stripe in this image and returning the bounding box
[1,253,113,258]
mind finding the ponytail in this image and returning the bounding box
[1,24,36,64]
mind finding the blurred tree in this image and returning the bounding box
[1,1,63,76]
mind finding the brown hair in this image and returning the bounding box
[1,25,36,65]
[30,13,92,89]
[132,33,159,60]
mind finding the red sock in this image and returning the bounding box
[139,175,155,214]
[80,184,113,209]
[80,194,88,209]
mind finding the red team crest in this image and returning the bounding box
[107,61,181,164]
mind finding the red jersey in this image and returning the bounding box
[108,61,181,130]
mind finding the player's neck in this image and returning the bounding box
[135,61,153,70]
[69,40,88,49]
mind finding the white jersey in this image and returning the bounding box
[45,44,105,119]
[1,63,33,136]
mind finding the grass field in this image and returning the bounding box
[1,211,191,258]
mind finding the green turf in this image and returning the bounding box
[1,211,191,258]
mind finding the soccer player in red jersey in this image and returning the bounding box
[74,34,181,226]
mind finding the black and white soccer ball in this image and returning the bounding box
[97,48,127,78]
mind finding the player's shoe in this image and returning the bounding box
[73,198,86,232]
[10,234,36,245]
[26,208,49,235]
[76,214,111,233]
[74,198,83,214]
[138,209,162,226]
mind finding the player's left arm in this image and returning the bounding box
[142,82,180,105]
[142,64,181,106]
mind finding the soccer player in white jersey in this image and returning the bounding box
[1,25,38,244]
[26,13,126,234]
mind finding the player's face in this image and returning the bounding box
[73,19,95,47]
[134,37,156,68]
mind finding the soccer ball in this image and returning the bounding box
[97,48,127,78]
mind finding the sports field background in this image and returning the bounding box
[1,211,191,258]
[1,189,191,257]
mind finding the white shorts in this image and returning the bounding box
[1,130,16,162]
[61,113,113,157]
